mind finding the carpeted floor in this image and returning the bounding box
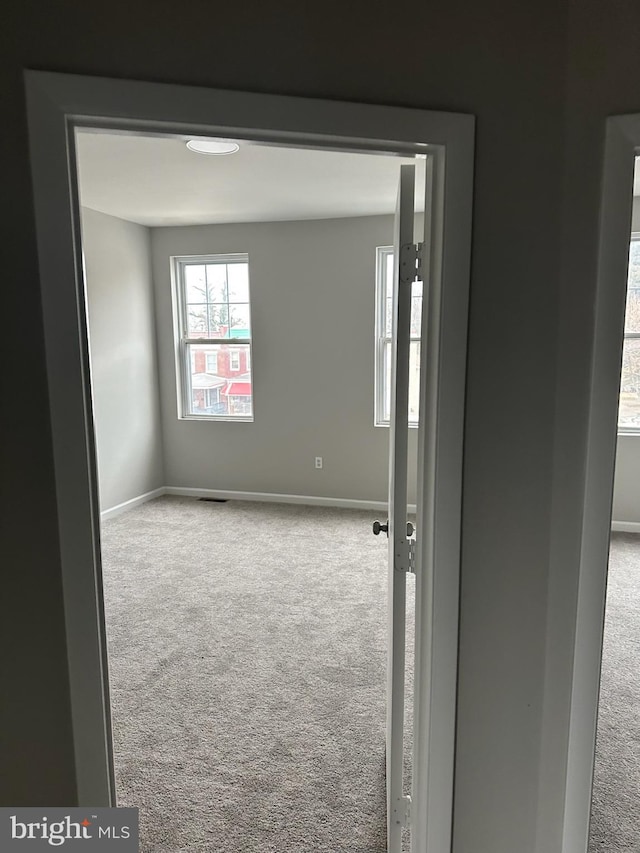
[589,533,640,851]
[101,496,414,852]
[102,499,640,851]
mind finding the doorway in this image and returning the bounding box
[588,158,640,852]
[556,115,640,853]
[76,128,419,849]
[25,70,473,853]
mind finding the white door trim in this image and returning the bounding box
[413,128,468,853]
[386,164,416,853]
[24,71,474,850]
[549,115,638,853]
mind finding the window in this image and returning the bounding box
[203,388,220,409]
[619,234,640,430]
[375,246,422,426]
[174,254,253,420]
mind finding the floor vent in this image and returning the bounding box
[198,497,228,503]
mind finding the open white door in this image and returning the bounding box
[382,163,418,853]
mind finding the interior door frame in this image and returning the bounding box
[550,114,638,853]
[386,163,416,853]
[24,70,474,851]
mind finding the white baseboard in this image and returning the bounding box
[611,520,640,533]
[165,485,412,513]
[101,485,411,519]
[101,487,166,521]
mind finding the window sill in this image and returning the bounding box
[374,421,419,429]
[179,415,254,424]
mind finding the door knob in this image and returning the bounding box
[373,520,389,536]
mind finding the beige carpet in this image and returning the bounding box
[589,533,640,851]
[101,496,414,852]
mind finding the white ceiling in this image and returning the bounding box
[75,130,425,227]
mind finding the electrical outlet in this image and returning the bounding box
[315,456,323,469]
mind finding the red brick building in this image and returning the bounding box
[191,345,252,416]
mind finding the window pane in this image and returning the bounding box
[409,341,421,423]
[385,298,393,336]
[228,263,250,302]
[629,240,640,284]
[206,264,227,303]
[381,340,421,424]
[411,289,423,337]
[382,341,391,423]
[186,343,252,417]
[386,290,422,337]
[619,339,640,428]
[625,241,640,333]
[186,303,208,337]
[382,252,422,337]
[625,288,640,334]
[229,303,251,337]
[208,304,229,337]
[184,265,207,303]
[385,252,394,299]
[378,249,422,425]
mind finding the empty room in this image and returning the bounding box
[75,127,427,850]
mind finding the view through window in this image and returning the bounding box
[375,246,422,426]
[619,235,640,430]
[175,254,253,419]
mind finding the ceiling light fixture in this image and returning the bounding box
[186,139,240,155]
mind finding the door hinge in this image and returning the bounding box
[392,794,412,829]
[394,535,416,574]
[400,241,424,283]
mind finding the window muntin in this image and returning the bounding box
[619,236,640,431]
[175,255,253,420]
[375,246,422,426]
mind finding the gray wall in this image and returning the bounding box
[152,215,418,503]
[535,3,640,849]
[612,197,640,523]
[85,194,640,520]
[81,208,164,511]
[1,1,605,850]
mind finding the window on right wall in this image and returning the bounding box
[374,246,423,427]
[619,234,640,431]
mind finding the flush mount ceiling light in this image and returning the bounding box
[186,139,240,155]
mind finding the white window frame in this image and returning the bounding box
[230,350,241,371]
[375,245,421,427]
[173,253,253,423]
[618,231,640,434]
